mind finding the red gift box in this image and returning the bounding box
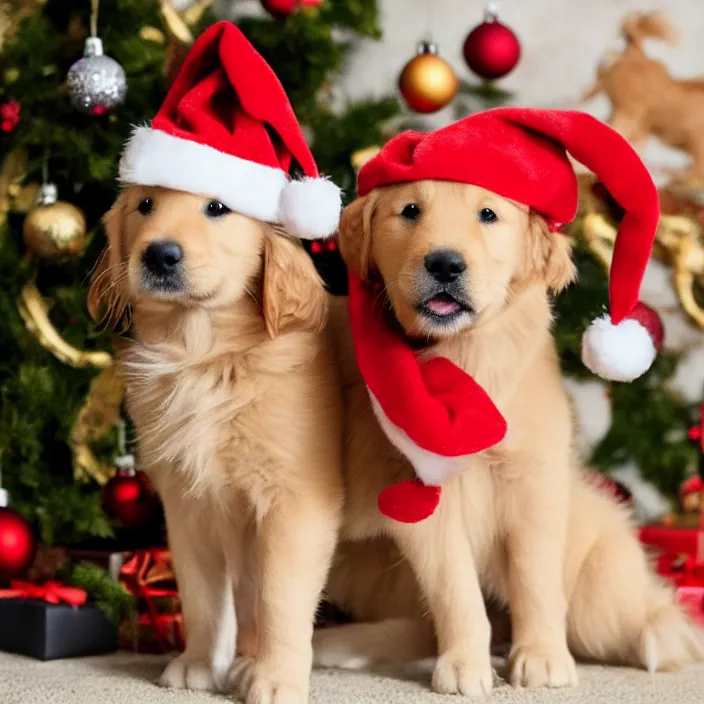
[638,525,704,626]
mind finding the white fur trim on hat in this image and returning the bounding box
[368,391,461,486]
[119,127,340,238]
[278,177,341,240]
[581,314,656,382]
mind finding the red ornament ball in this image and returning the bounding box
[261,0,321,18]
[0,506,37,582]
[0,99,21,133]
[629,301,665,353]
[463,18,521,80]
[102,470,157,530]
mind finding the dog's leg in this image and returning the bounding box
[389,504,494,698]
[159,490,236,692]
[504,466,578,688]
[229,493,339,704]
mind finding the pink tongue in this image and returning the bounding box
[425,297,460,315]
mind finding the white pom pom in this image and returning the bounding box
[581,314,656,382]
[278,177,342,240]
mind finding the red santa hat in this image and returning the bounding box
[118,21,340,240]
[358,108,662,382]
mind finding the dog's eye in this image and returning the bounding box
[400,203,421,221]
[137,198,153,216]
[205,200,231,218]
[479,207,498,224]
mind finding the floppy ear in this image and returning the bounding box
[261,227,327,338]
[338,192,378,279]
[524,213,577,294]
[87,193,131,329]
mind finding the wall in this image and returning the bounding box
[338,0,704,177]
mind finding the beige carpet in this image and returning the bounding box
[1,652,703,704]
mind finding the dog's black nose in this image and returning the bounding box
[142,241,183,276]
[424,249,466,283]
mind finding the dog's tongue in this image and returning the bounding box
[425,295,460,316]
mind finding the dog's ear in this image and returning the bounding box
[524,214,577,294]
[88,194,131,329]
[338,192,378,279]
[261,228,327,338]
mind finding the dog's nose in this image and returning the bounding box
[424,249,466,283]
[142,241,183,276]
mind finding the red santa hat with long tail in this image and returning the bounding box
[118,21,340,240]
[349,108,661,523]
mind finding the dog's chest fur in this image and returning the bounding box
[120,311,307,506]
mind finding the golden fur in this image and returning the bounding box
[314,180,704,696]
[581,11,704,185]
[89,186,343,703]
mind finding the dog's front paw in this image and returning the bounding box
[229,656,309,704]
[508,642,578,688]
[159,654,220,691]
[432,650,494,697]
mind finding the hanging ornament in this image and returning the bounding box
[463,2,521,80]
[0,98,20,133]
[23,181,87,260]
[102,456,158,530]
[261,0,322,19]
[351,145,382,173]
[399,41,458,114]
[629,301,665,354]
[67,0,126,115]
[102,423,158,530]
[0,482,37,583]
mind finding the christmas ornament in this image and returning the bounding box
[463,4,521,80]
[67,1,126,114]
[0,485,37,583]
[0,99,20,133]
[398,41,458,114]
[102,424,158,530]
[102,456,157,531]
[67,37,127,115]
[351,145,381,172]
[628,301,665,353]
[23,182,87,260]
[261,0,321,19]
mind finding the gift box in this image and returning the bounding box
[638,525,704,626]
[118,549,183,653]
[0,582,117,660]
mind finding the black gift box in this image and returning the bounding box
[0,598,117,660]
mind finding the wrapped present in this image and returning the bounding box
[118,548,183,653]
[0,581,117,659]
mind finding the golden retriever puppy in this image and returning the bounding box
[89,185,343,702]
[314,179,703,696]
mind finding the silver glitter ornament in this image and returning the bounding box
[67,37,127,115]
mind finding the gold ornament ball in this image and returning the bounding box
[399,42,458,114]
[23,200,87,260]
[351,145,382,172]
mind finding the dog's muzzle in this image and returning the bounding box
[140,240,186,293]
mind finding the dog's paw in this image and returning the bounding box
[432,651,494,698]
[159,655,219,691]
[229,657,309,704]
[508,642,578,688]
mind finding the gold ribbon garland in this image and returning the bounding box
[580,175,704,330]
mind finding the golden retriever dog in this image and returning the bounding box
[88,186,343,703]
[313,180,704,696]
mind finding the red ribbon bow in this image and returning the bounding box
[0,580,87,606]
